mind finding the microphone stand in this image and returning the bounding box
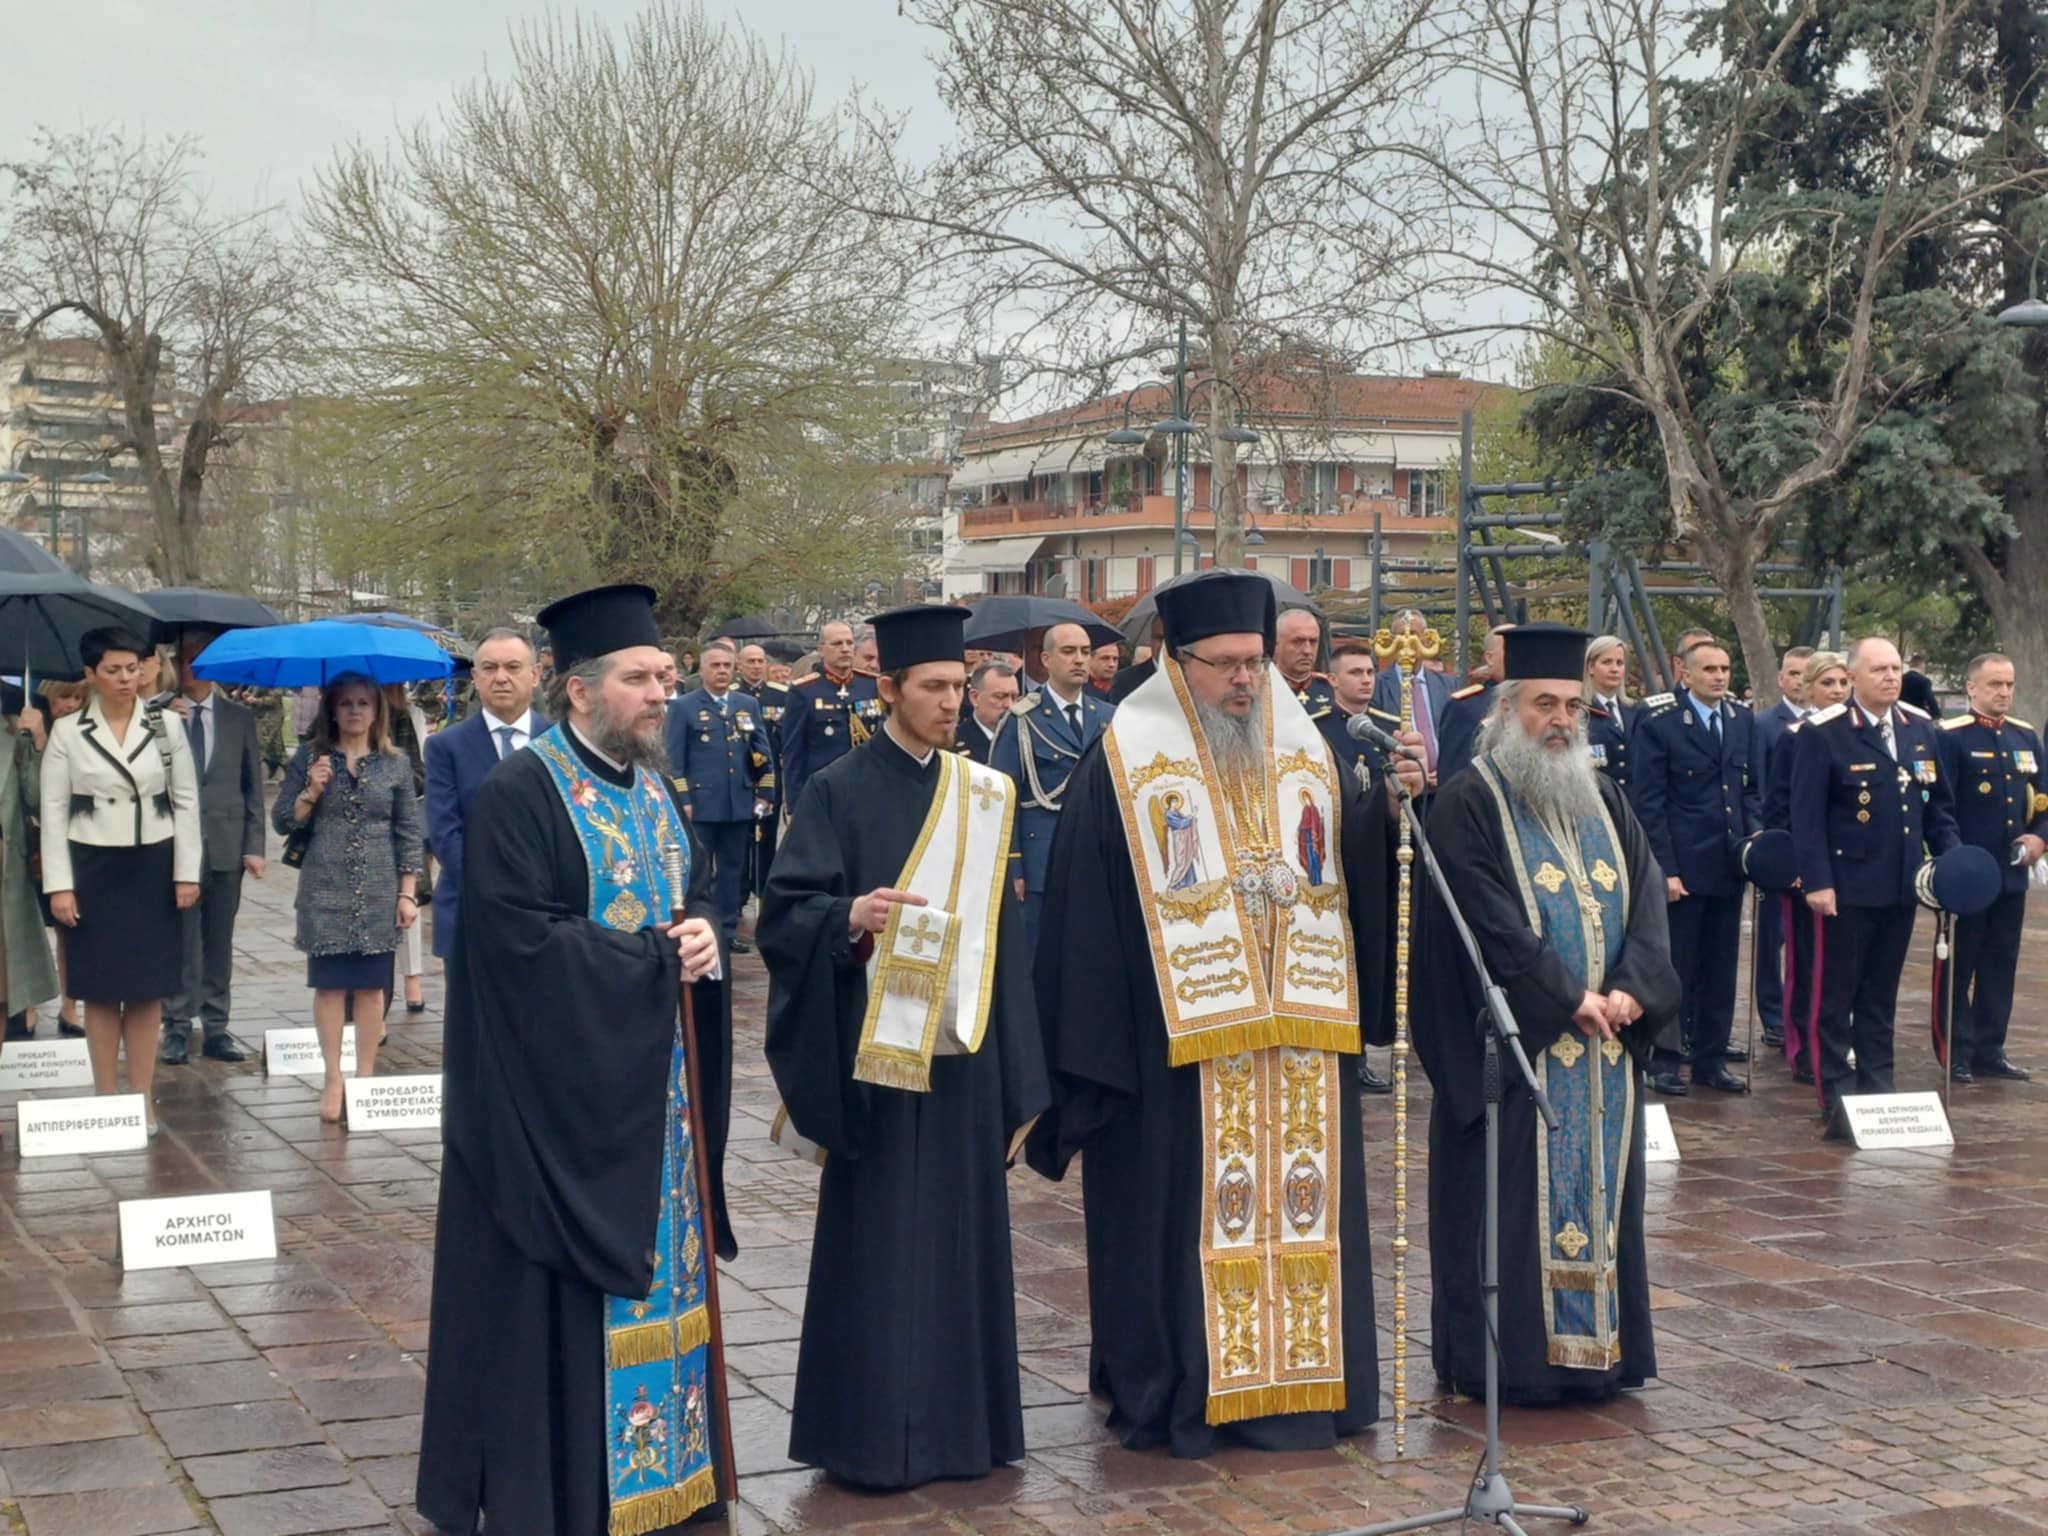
[1347,752,1588,1536]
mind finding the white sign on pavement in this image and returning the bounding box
[0,1038,96,1093]
[17,1093,149,1158]
[344,1073,442,1131]
[263,1026,355,1078]
[1642,1102,1681,1164]
[1840,1091,1953,1151]
[119,1190,277,1271]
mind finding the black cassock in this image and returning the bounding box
[759,730,1049,1489]
[1026,749,1392,1459]
[416,733,725,1536]
[1414,768,1679,1405]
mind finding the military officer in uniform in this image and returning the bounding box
[780,620,883,810]
[990,621,1112,956]
[1764,652,1852,1082]
[1935,652,2044,1082]
[667,638,777,951]
[1629,639,1762,1096]
[1275,607,1336,712]
[1435,623,1514,787]
[1791,637,1960,1121]
[1585,634,1636,790]
[737,642,789,906]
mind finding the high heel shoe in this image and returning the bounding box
[319,1080,346,1125]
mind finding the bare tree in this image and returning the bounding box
[305,5,921,633]
[869,0,1446,566]
[1400,0,2048,699]
[1,127,303,585]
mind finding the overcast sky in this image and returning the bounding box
[0,0,947,209]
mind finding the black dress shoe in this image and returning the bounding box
[1975,1056,2030,1081]
[730,937,753,955]
[1650,1072,1689,1096]
[201,1035,247,1063]
[1792,1063,1815,1085]
[1760,1029,1784,1049]
[57,1017,85,1038]
[3,1018,32,1042]
[1948,1063,1974,1085]
[158,1031,190,1066]
[1723,1046,1749,1065]
[1695,1067,1749,1094]
[1357,1061,1392,1095]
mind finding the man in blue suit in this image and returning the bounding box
[990,621,1112,956]
[666,639,776,951]
[1629,639,1763,1096]
[1372,608,1452,789]
[1749,646,1814,1048]
[424,628,543,960]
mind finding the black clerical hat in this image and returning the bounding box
[869,603,969,671]
[1502,622,1592,681]
[1156,571,1277,653]
[536,584,662,671]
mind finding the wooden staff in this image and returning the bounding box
[662,843,739,1522]
[1371,620,1439,1458]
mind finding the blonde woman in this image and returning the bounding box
[39,628,202,1134]
[1764,651,1851,1085]
[1584,634,1635,789]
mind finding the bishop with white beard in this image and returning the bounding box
[1412,623,1681,1406]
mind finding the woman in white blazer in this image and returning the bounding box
[40,627,202,1131]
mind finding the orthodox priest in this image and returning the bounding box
[1414,623,1680,1406]
[418,585,730,1536]
[1028,569,1392,1458]
[759,603,1048,1489]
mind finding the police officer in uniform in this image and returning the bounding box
[779,620,883,810]
[1275,606,1336,712]
[1585,634,1636,791]
[1935,652,2044,1082]
[1629,639,1761,1095]
[990,621,1112,956]
[736,642,789,906]
[1791,637,1959,1121]
[666,639,777,951]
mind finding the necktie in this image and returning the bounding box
[190,706,207,775]
[718,695,729,718]
[1412,680,1438,774]
[496,725,517,760]
[1066,702,1082,738]
[1880,713,1896,761]
[1709,709,1722,746]
[1609,698,1625,737]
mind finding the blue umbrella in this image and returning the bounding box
[189,619,455,688]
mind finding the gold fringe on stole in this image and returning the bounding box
[881,968,937,1002]
[673,1306,711,1359]
[607,1465,720,1536]
[606,1320,674,1369]
[1206,1380,1347,1426]
[1548,1334,1624,1371]
[1167,1015,1362,1069]
[1211,1255,1262,1293]
[851,1052,933,1092]
[1281,1251,1331,1290]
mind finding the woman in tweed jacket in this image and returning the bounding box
[275,674,422,1123]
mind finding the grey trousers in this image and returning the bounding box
[166,865,246,1038]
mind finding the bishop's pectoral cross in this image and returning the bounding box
[903,912,941,956]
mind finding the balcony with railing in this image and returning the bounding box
[959,493,1456,539]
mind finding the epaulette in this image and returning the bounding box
[1898,700,1931,720]
[1807,702,1847,725]
[1011,694,1041,717]
[1641,692,1677,712]
[765,679,790,694]
[1368,705,1403,726]
[854,666,880,679]
[1307,705,1331,722]
[1939,715,1973,731]
[791,672,819,686]
[1449,682,1487,701]
[2009,716,2035,731]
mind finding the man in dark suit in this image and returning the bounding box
[424,627,542,962]
[1372,608,1452,788]
[1629,639,1763,1096]
[162,627,266,1065]
[1750,646,1814,1048]
[956,660,1019,763]
[1436,623,1514,788]
[666,639,776,950]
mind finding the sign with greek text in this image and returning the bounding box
[1642,1103,1680,1164]
[344,1073,442,1131]
[17,1093,149,1157]
[1840,1092,1953,1151]
[263,1026,355,1078]
[0,1038,96,1093]
[119,1190,277,1270]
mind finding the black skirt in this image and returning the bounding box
[307,951,395,991]
[67,841,181,1003]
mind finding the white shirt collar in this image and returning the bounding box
[976,716,998,742]
[482,706,531,735]
[567,721,627,773]
[1045,680,1084,710]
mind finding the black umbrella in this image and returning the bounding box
[138,587,283,632]
[0,528,64,576]
[708,614,786,642]
[0,571,171,681]
[1118,570,1316,645]
[962,595,1122,653]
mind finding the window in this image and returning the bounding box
[1407,470,1448,518]
[1105,555,1138,597]
[1311,462,1340,509]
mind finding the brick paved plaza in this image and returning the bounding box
[5,863,2048,1536]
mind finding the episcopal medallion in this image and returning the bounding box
[1215,1160,1256,1239]
[1283,1154,1326,1234]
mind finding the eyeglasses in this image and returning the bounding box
[1182,651,1270,681]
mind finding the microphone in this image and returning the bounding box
[1347,713,1421,759]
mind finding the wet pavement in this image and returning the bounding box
[5,860,2048,1536]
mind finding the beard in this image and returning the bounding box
[1193,686,1269,784]
[1482,705,1602,823]
[588,700,672,777]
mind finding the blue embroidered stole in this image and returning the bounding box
[530,728,719,1534]
[1473,758,1635,1372]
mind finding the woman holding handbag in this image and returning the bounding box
[39,628,202,1134]
[275,674,422,1123]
